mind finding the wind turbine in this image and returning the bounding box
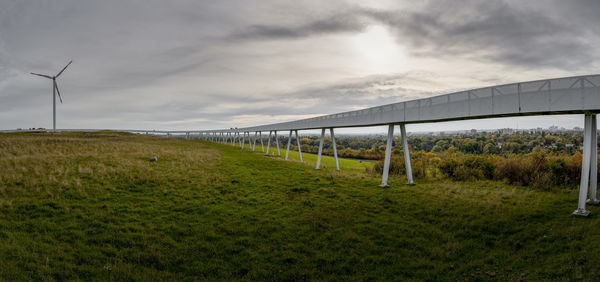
[30,60,72,132]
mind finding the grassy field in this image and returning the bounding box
[251,140,373,172]
[2,132,600,280]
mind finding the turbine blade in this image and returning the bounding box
[55,60,72,78]
[55,82,63,104]
[30,72,52,79]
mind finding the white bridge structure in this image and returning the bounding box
[191,74,600,216]
[3,75,600,216]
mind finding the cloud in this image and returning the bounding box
[368,0,596,70]
[230,12,367,40]
[229,0,599,71]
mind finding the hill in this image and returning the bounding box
[1,132,599,280]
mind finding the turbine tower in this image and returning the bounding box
[30,60,72,132]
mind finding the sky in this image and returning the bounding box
[1,0,600,133]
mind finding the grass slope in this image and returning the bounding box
[1,132,600,280]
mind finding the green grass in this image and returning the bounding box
[250,141,373,172]
[1,132,600,280]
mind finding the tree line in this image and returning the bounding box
[281,129,585,160]
[271,129,593,189]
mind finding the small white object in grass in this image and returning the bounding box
[149,156,158,162]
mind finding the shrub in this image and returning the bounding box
[496,156,523,185]
[372,148,587,189]
[372,157,406,176]
[372,152,439,179]
[439,154,496,181]
[497,152,559,189]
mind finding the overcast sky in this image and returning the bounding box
[1,0,599,133]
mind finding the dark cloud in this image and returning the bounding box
[369,1,595,69]
[230,13,367,40]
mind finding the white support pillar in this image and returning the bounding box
[316,128,325,169]
[241,132,246,149]
[260,131,264,152]
[574,114,593,216]
[239,132,243,147]
[400,124,414,185]
[252,132,257,152]
[330,128,339,171]
[275,130,280,156]
[295,130,303,162]
[589,114,598,204]
[285,130,292,160]
[266,131,272,155]
[380,124,394,187]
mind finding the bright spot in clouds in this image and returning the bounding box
[351,25,407,75]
